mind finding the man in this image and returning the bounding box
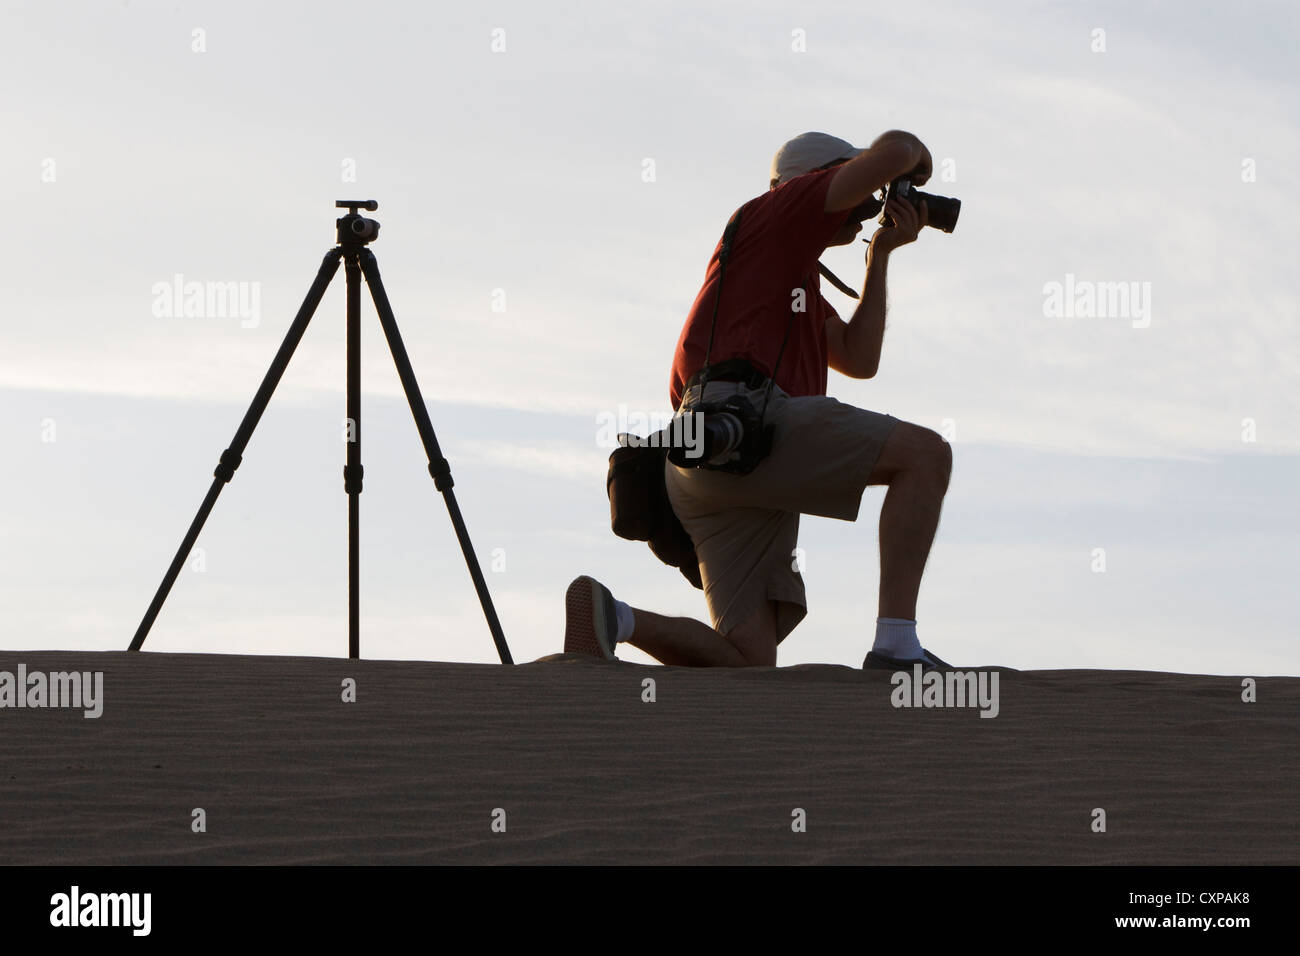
[565,130,954,670]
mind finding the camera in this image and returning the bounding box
[665,391,773,474]
[880,178,961,233]
[335,199,381,244]
[337,214,381,243]
[622,382,774,475]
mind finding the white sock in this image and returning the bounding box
[613,599,635,643]
[872,617,922,659]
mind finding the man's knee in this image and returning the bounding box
[724,600,779,666]
[930,430,953,486]
[870,422,952,487]
[730,639,777,667]
[912,427,952,490]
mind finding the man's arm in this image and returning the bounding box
[827,196,928,379]
[824,130,932,213]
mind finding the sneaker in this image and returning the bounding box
[564,575,620,660]
[863,648,954,673]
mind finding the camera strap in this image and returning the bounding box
[818,262,858,299]
[699,206,745,389]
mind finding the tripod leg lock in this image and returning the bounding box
[428,457,454,491]
[343,463,364,494]
[213,448,243,483]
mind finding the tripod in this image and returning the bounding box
[128,200,513,664]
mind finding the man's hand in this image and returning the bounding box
[870,197,928,254]
[909,147,933,186]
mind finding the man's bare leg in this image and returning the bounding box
[866,422,953,620]
[627,599,778,667]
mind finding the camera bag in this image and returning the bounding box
[607,444,702,590]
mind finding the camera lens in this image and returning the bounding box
[915,192,960,233]
[350,218,379,240]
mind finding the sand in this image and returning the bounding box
[0,650,1295,865]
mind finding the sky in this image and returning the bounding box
[2,0,1296,675]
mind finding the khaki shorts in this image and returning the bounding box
[664,378,900,644]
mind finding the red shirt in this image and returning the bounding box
[669,165,852,409]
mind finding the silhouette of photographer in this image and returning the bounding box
[568,130,956,671]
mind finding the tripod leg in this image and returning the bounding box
[357,249,515,665]
[129,249,345,652]
[344,253,363,659]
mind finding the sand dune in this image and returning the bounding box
[0,651,1294,865]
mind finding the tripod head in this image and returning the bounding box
[336,199,381,245]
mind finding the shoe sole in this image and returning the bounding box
[564,575,615,659]
[864,650,953,673]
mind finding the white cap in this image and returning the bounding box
[769,131,864,186]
